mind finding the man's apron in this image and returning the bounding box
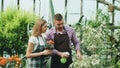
[51,28,72,68]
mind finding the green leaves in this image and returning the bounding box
[71,9,120,68]
[0,8,38,56]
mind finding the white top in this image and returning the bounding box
[29,36,45,45]
[28,35,45,51]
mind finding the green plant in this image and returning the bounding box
[88,9,110,28]
[0,8,38,56]
[69,55,103,68]
[70,9,119,68]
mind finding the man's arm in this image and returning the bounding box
[71,29,82,60]
[71,29,80,50]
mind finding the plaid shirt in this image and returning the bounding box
[46,26,80,54]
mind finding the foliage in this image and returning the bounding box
[69,55,103,68]
[117,60,120,68]
[70,9,120,68]
[0,8,38,56]
[88,9,110,28]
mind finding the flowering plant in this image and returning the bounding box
[8,55,21,67]
[45,40,54,49]
[0,57,7,67]
[0,55,21,68]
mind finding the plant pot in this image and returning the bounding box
[108,4,114,12]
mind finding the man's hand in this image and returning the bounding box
[61,52,70,58]
[57,51,70,58]
[76,50,82,60]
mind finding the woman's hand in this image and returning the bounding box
[42,49,52,55]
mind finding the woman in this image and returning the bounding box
[26,19,52,68]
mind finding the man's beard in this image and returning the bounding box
[57,27,63,31]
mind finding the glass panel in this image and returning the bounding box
[4,0,17,10]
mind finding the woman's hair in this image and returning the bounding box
[32,19,47,36]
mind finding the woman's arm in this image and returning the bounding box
[26,42,43,58]
[26,42,52,58]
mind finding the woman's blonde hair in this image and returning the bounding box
[32,19,47,36]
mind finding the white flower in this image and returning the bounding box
[91,59,100,65]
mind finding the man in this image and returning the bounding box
[46,13,82,68]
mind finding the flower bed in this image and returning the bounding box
[0,55,21,68]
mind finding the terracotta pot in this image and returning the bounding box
[108,4,114,12]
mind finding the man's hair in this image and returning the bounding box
[54,13,63,21]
